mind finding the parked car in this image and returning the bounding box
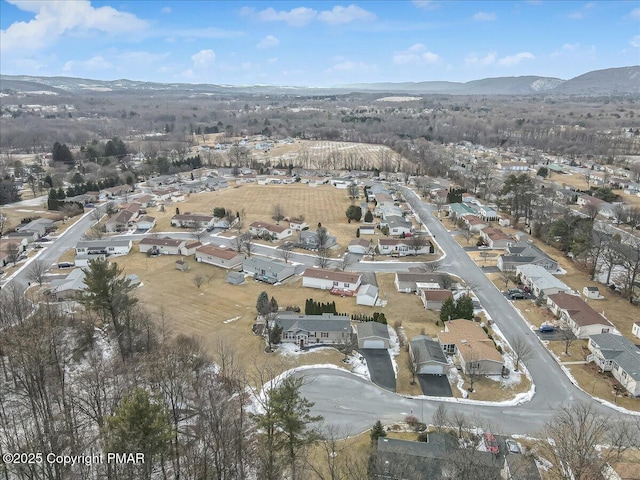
[539,324,555,333]
[484,433,499,455]
[505,439,521,454]
[508,289,526,300]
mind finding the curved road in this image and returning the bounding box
[298,186,635,437]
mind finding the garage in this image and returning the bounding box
[356,322,391,350]
[419,364,448,375]
[363,339,386,349]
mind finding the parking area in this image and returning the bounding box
[417,374,453,397]
[534,328,576,342]
[358,349,396,392]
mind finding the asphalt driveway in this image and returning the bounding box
[417,374,453,397]
[358,349,396,392]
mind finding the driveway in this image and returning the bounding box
[417,374,453,397]
[358,349,396,392]
[535,329,576,342]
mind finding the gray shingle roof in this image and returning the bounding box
[356,321,389,340]
[275,313,351,333]
[590,333,640,380]
[243,256,291,274]
[410,335,448,364]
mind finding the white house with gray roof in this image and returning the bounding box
[516,264,571,298]
[498,240,559,272]
[242,257,295,284]
[588,333,640,396]
[275,313,352,348]
[409,335,450,375]
[75,240,132,257]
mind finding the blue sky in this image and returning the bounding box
[1,1,638,86]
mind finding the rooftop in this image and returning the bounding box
[590,333,640,380]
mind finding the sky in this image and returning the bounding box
[1,0,639,86]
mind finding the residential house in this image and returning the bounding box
[135,215,156,231]
[419,288,453,311]
[497,240,559,272]
[409,336,450,375]
[378,238,433,256]
[297,229,337,249]
[462,215,488,233]
[438,319,504,375]
[375,434,503,480]
[16,218,55,238]
[0,239,26,266]
[356,284,379,306]
[503,455,542,480]
[275,313,352,347]
[479,205,500,221]
[227,270,245,285]
[138,237,186,255]
[100,184,133,199]
[516,264,571,298]
[135,194,156,208]
[49,268,87,300]
[547,292,614,338]
[587,333,640,396]
[242,256,295,284]
[288,217,308,231]
[5,230,39,244]
[382,216,413,237]
[171,214,215,229]
[359,224,376,235]
[249,221,293,240]
[356,322,390,349]
[105,210,136,233]
[180,241,202,256]
[301,268,361,295]
[480,227,512,249]
[75,240,132,257]
[195,244,245,269]
[394,272,452,293]
[348,238,371,254]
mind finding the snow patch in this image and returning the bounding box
[388,325,400,378]
[223,316,241,324]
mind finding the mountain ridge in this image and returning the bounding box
[1,66,638,97]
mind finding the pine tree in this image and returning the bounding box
[370,420,387,446]
[439,297,457,323]
[455,294,474,320]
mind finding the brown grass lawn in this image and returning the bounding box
[148,183,363,250]
[566,362,640,411]
[453,372,532,403]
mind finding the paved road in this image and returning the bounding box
[299,186,634,436]
[357,349,396,392]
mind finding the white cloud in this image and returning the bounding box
[191,49,216,67]
[568,12,584,20]
[325,60,374,73]
[62,55,113,72]
[267,57,278,63]
[161,7,171,14]
[1,0,148,53]
[631,36,640,48]
[393,43,442,65]
[413,0,438,9]
[317,5,376,25]
[257,35,280,49]
[497,52,535,66]
[561,43,580,52]
[181,69,194,78]
[256,6,318,26]
[472,11,497,21]
[629,8,640,19]
[171,27,244,39]
[464,51,497,66]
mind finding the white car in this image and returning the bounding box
[505,439,521,454]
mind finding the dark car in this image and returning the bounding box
[539,324,555,333]
[508,289,526,300]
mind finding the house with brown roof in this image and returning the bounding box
[378,238,433,256]
[171,214,215,229]
[547,292,614,338]
[139,237,186,255]
[105,209,136,233]
[437,319,504,375]
[302,268,361,295]
[347,238,371,254]
[195,244,245,269]
[462,215,488,233]
[180,241,202,256]
[249,221,292,240]
[135,215,156,231]
[480,227,511,249]
[288,217,308,231]
[419,288,453,310]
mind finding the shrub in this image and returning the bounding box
[405,415,419,427]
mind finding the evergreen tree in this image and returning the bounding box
[455,294,475,320]
[364,210,374,223]
[56,187,66,199]
[105,388,172,479]
[439,297,457,323]
[345,205,362,223]
[47,188,58,210]
[370,420,387,446]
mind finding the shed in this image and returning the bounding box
[583,286,602,299]
[356,322,390,349]
[356,284,379,306]
[227,271,245,285]
[176,260,189,272]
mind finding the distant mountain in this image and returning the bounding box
[1,66,638,97]
[551,66,640,95]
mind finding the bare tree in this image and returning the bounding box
[449,411,469,439]
[243,238,254,257]
[0,213,7,239]
[316,248,330,268]
[538,402,630,480]
[272,204,286,225]
[510,336,534,371]
[191,226,206,242]
[316,226,330,250]
[193,274,205,289]
[407,346,419,385]
[611,203,628,226]
[423,259,441,273]
[559,327,575,356]
[409,233,429,255]
[431,403,448,432]
[498,270,512,289]
[584,202,601,220]
[27,260,49,286]
[338,254,350,271]
[278,244,293,264]
[6,242,20,266]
